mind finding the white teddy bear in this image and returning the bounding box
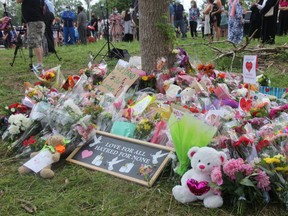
[172,146,227,208]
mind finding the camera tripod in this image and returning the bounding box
[2,3,26,66]
[10,32,26,66]
[92,0,123,62]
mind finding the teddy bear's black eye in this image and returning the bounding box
[207,163,210,165]
[198,160,201,162]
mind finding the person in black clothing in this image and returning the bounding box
[16,0,45,70]
[90,13,98,40]
[249,0,263,39]
[123,10,133,42]
[255,0,279,44]
[42,0,55,55]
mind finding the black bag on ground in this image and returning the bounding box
[109,48,130,59]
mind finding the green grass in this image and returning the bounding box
[1,36,288,216]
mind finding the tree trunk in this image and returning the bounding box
[139,0,173,73]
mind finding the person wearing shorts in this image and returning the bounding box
[16,0,45,70]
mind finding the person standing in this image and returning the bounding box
[228,0,244,44]
[174,0,186,38]
[256,0,279,44]
[203,0,213,43]
[189,1,200,38]
[220,6,228,38]
[109,8,123,42]
[16,0,45,70]
[210,0,223,41]
[123,10,133,42]
[90,13,98,40]
[61,6,75,45]
[279,0,288,35]
[42,0,55,56]
[249,0,263,39]
[77,6,87,45]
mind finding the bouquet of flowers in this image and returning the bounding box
[138,74,156,90]
[257,154,288,209]
[24,83,50,104]
[211,158,271,215]
[134,118,155,141]
[2,114,33,141]
[79,61,107,86]
[34,65,65,89]
[47,98,84,135]
[197,63,215,77]
[5,103,29,115]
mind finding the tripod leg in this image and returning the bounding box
[92,41,108,61]
[10,45,20,66]
[109,42,125,59]
[29,47,33,69]
[20,48,26,62]
[54,52,62,61]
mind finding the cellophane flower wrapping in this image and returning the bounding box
[168,112,217,175]
[34,65,65,89]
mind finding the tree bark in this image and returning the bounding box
[139,0,173,73]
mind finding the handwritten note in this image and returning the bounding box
[243,55,257,84]
[98,66,139,97]
[23,150,54,173]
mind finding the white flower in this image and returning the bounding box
[8,115,15,124]
[8,125,20,135]
[21,117,33,128]
[8,114,32,129]
[13,116,23,127]
[63,99,83,116]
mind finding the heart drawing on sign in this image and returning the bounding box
[245,61,253,72]
[239,98,252,112]
[81,150,93,159]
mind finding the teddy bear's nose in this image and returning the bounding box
[199,165,205,170]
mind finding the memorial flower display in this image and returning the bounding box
[1,50,288,213]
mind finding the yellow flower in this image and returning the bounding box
[263,157,281,164]
[274,154,285,160]
[144,124,151,131]
[27,90,37,97]
[277,187,283,192]
[275,166,288,172]
[142,76,148,81]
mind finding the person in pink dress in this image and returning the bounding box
[109,8,123,42]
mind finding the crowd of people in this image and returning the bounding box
[0,1,138,69]
[55,5,138,46]
[170,0,288,45]
[0,0,287,69]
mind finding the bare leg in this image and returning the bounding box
[34,47,43,65]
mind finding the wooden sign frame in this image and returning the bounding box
[66,131,174,187]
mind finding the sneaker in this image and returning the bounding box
[31,64,43,74]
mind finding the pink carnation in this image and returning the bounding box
[223,158,244,180]
[211,166,223,186]
[255,170,271,191]
[240,163,254,176]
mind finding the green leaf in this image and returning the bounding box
[240,177,256,188]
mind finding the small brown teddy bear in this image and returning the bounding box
[18,134,66,179]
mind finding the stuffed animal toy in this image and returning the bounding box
[18,135,66,179]
[172,146,227,208]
